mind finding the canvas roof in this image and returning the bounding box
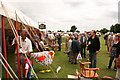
[0,1,38,29]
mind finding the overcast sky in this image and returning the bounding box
[2,0,119,32]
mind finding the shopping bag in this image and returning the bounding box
[77,52,82,60]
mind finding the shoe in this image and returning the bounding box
[68,60,71,62]
[74,63,77,64]
[107,66,110,69]
[107,65,111,69]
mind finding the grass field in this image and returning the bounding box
[2,35,116,79]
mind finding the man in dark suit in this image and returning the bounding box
[71,37,81,64]
[57,33,62,51]
[87,30,100,68]
[80,33,87,58]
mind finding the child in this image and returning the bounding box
[22,54,32,80]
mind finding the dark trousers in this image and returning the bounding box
[81,44,86,58]
[58,43,61,51]
[89,52,97,68]
[68,51,73,62]
[108,56,116,69]
[71,51,78,64]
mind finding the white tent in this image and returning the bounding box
[0,1,40,79]
[0,1,38,29]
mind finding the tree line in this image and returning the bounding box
[39,23,120,34]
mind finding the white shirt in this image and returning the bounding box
[68,39,72,51]
[12,36,33,53]
[25,63,29,70]
[48,34,55,40]
[83,36,85,43]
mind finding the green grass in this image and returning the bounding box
[2,35,116,79]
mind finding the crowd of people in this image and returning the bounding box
[5,28,120,80]
[65,30,120,79]
[66,30,100,68]
[104,32,120,80]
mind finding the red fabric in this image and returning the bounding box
[37,55,46,62]
[49,52,54,59]
[22,58,32,76]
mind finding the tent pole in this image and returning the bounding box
[0,14,2,80]
[2,15,9,79]
[15,14,21,79]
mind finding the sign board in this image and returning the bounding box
[39,24,46,29]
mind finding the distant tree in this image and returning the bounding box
[110,24,120,33]
[110,25,114,32]
[70,25,77,32]
[114,24,120,33]
[96,30,100,32]
[100,28,109,34]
